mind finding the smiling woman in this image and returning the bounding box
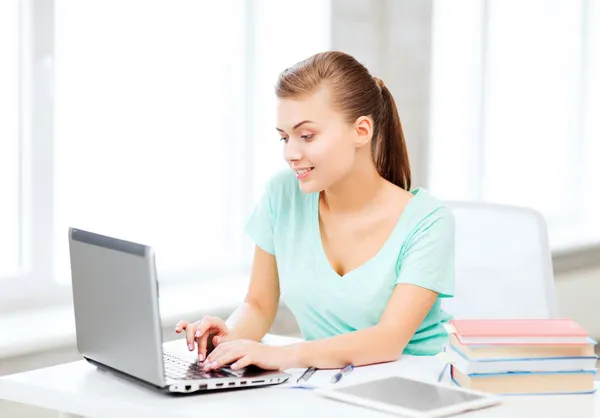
[176,51,455,372]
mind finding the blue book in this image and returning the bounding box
[449,333,598,374]
[449,343,598,374]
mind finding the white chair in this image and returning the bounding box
[441,202,559,319]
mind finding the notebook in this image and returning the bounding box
[450,319,590,345]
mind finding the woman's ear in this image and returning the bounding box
[354,116,374,148]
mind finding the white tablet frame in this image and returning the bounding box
[315,376,502,418]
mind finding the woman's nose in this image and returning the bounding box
[283,137,302,163]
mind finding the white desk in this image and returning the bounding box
[1,335,598,418]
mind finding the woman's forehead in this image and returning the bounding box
[276,87,338,129]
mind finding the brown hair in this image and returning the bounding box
[275,51,411,190]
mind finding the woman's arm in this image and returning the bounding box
[287,283,439,369]
[204,283,439,371]
[225,245,281,342]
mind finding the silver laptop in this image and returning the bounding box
[68,227,290,394]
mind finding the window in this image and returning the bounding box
[53,0,248,283]
[0,0,20,277]
[430,0,600,251]
[53,0,330,284]
[0,0,332,294]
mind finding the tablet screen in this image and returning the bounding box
[332,376,486,412]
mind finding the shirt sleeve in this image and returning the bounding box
[244,178,277,255]
[395,207,455,298]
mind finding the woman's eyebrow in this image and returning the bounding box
[275,120,315,132]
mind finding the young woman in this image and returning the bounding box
[176,51,454,372]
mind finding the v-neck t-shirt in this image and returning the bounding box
[244,170,455,355]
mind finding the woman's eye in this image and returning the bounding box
[280,137,289,143]
[300,134,314,141]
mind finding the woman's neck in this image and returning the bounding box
[321,159,386,214]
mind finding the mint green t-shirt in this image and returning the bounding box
[245,170,455,356]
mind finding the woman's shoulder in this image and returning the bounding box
[403,188,455,235]
[411,188,452,213]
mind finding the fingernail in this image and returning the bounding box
[231,363,238,370]
[188,344,193,350]
[211,361,219,369]
[198,354,204,362]
[195,330,200,338]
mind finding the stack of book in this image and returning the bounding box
[448,319,598,395]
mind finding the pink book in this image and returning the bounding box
[450,319,591,345]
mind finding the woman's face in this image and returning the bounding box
[276,86,358,194]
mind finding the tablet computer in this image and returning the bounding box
[316,376,501,418]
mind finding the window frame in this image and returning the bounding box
[0,0,60,310]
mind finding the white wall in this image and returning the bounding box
[331,0,433,189]
[555,266,600,337]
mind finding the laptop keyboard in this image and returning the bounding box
[163,353,234,381]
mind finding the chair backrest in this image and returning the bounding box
[441,201,559,319]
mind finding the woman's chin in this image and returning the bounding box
[297,179,320,194]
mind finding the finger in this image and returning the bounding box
[205,339,235,364]
[213,334,231,346]
[197,329,210,362]
[205,344,220,365]
[174,320,189,333]
[204,343,235,369]
[194,317,218,343]
[206,348,242,371]
[231,355,252,370]
[185,324,197,350]
[212,335,225,347]
[197,325,220,361]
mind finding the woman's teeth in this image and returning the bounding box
[296,167,314,174]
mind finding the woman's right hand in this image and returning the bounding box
[175,316,231,362]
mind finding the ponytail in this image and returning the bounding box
[372,77,412,191]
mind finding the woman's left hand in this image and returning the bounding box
[202,339,293,371]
